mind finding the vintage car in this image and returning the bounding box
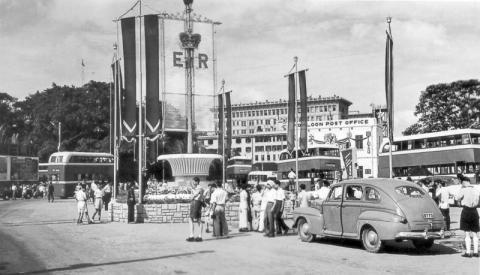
[292,178,448,253]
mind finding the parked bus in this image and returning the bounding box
[247,170,277,186]
[38,163,48,182]
[378,129,480,182]
[46,151,114,198]
[0,155,39,199]
[225,156,252,185]
[277,144,341,191]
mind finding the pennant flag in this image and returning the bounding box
[299,70,308,151]
[225,92,232,159]
[287,73,295,152]
[385,28,394,142]
[217,94,224,155]
[121,17,137,140]
[145,14,161,140]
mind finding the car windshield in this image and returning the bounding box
[395,186,425,198]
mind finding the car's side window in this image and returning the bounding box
[365,187,380,201]
[329,186,343,200]
[345,185,363,200]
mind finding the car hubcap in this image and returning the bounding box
[367,230,378,246]
[301,222,310,236]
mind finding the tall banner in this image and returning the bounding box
[287,73,295,152]
[121,17,137,140]
[385,29,394,142]
[145,14,161,139]
[341,149,353,178]
[110,60,123,154]
[299,70,308,151]
[217,94,224,155]
[225,92,232,159]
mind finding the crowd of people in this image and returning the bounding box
[74,180,113,224]
[4,182,55,201]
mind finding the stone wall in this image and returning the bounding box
[109,200,294,226]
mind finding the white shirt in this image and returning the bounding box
[264,188,276,203]
[297,190,310,208]
[275,188,286,201]
[436,187,450,209]
[260,190,269,210]
[317,187,330,200]
[239,190,249,209]
[76,190,87,201]
[211,188,228,205]
[288,171,296,179]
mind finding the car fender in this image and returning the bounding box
[357,210,407,240]
[292,207,324,235]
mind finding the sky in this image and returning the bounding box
[1,0,479,135]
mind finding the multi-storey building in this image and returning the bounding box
[198,95,388,178]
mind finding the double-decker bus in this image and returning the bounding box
[378,129,480,182]
[277,144,341,191]
[0,155,39,198]
[248,162,277,185]
[46,152,114,198]
[225,156,252,185]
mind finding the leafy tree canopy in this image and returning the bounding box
[403,79,480,135]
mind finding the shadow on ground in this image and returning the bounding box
[17,250,215,275]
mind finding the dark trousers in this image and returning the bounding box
[127,203,135,223]
[273,200,289,233]
[48,192,54,202]
[440,208,450,230]
[103,193,112,211]
[265,202,275,236]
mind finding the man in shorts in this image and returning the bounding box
[76,186,93,224]
[456,177,480,257]
[187,177,204,242]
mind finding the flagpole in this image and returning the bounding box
[113,45,118,201]
[138,0,144,205]
[386,17,393,179]
[294,56,299,192]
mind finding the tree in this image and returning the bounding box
[403,79,480,135]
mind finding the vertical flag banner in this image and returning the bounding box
[144,14,161,139]
[225,92,232,158]
[111,60,124,153]
[217,94,224,155]
[299,70,308,151]
[287,73,295,152]
[121,17,137,140]
[385,29,394,141]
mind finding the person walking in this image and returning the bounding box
[75,185,93,224]
[273,180,289,235]
[263,180,276,237]
[187,177,205,242]
[238,184,249,232]
[210,181,229,238]
[127,182,136,223]
[251,184,263,231]
[258,184,268,233]
[435,181,452,231]
[456,177,480,257]
[47,181,54,203]
[92,184,104,222]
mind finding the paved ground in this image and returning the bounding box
[0,198,479,275]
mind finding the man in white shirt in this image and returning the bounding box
[316,180,331,200]
[288,169,296,191]
[435,181,451,231]
[210,181,229,238]
[297,184,311,208]
[263,180,276,237]
[273,180,290,235]
[456,178,480,257]
[75,186,92,224]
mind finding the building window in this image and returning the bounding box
[255,155,258,161]
[261,155,265,161]
[355,135,363,149]
[333,105,336,111]
[248,111,251,117]
[208,139,213,145]
[246,147,251,153]
[246,138,251,143]
[241,121,246,126]
[267,155,270,161]
[236,138,242,144]
[241,130,246,134]
[324,106,327,112]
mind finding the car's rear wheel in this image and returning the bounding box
[412,239,434,252]
[297,218,315,242]
[361,226,383,253]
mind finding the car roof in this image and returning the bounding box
[330,178,419,193]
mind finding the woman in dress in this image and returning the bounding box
[251,184,263,231]
[238,184,249,232]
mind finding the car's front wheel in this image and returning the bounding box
[361,226,384,253]
[297,218,315,242]
[412,239,434,252]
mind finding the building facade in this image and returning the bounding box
[198,95,388,178]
